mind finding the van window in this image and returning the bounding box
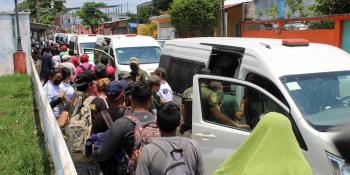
[209,52,241,78]
[166,57,205,94]
[282,71,350,131]
[246,73,288,105]
[115,47,161,65]
[198,78,288,130]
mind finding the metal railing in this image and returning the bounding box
[29,57,77,175]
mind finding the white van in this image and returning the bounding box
[95,34,161,75]
[69,34,98,63]
[160,37,350,175]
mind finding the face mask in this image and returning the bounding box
[130,63,138,72]
[53,80,61,86]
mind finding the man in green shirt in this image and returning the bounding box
[129,57,149,84]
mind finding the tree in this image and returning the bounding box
[152,0,173,11]
[127,12,138,23]
[266,4,278,19]
[286,0,304,18]
[314,0,350,15]
[169,0,221,37]
[138,6,160,24]
[76,2,110,34]
[18,0,64,24]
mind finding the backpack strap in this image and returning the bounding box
[87,64,92,71]
[79,64,87,72]
[101,110,113,129]
[83,96,95,107]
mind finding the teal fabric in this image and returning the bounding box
[214,112,312,175]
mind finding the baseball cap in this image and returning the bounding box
[94,64,107,79]
[118,71,131,80]
[106,65,116,75]
[106,80,129,98]
[129,57,140,64]
[80,54,89,62]
[73,72,94,87]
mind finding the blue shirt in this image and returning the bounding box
[61,82,74,102]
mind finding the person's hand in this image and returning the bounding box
[58,91,65,98]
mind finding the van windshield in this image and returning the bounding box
[80,42,96,54]
[116,46,161,65]
[281,71,350,131]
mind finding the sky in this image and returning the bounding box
[0,0,150,13]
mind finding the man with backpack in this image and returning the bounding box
[136,102,204,175]
[74,53,95,78]
[92,83,158,175]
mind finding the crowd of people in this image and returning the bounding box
[33,42,313,175]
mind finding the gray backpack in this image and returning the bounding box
[65,96,95,153]
[153,137,194,175]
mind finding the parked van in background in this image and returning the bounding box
[95,34,161,75]
[69,34,98,64]
[160,37,350,175]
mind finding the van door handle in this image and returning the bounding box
[194,133,217,140]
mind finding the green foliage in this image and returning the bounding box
[76,2,110,34]
[169,0,221,37]
[140,22,158,37]
[17,0,64,24]
[286,0,305,18]
[266,4,278,19]
[308,20,335,29]
[0,75,50,174]
[152,0,173,11]
[314,0,350,15]
[138,6,160,24]
[127,12,138,23]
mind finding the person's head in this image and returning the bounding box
[198,68,211,75]
[49,68,62,86]
[96,78,110,94]
[119,71,132,81]
[153,67,167,80]
[101,55,109,66]
[80,54,89,63]
[74,72,94,92]
[157,102,181,133]
[72,56,80,67]
[130,82,152,108]
[61,55,71,63]
[94,64,107,80]
[129,57,140,72]
[69,49,74,56]
[106,80,129,104]
[43,47,51,53]
[61,67,71,82]
[148,75,161,94]
[209,81,223,92]
[61,45,68,52]
[106,65,116,81]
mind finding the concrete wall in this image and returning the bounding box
[0,12,31,75]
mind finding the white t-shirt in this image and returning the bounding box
[157,81,173,102]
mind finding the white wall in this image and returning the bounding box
[0,12,31,75]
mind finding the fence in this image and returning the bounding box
[29,56,77,175]
[240,15,350,51]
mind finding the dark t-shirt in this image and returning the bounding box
[93,111,155,161]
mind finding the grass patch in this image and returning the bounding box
[0,75,49,174]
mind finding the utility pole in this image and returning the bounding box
[13,0,26,74]
[14,0,22,51]
[221,0,225,37]
[35,0,40,23]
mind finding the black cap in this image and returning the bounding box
[73,72,94,87]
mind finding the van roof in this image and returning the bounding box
[106,35,160,48]
[78,35,98,43]
[165,37,350,77]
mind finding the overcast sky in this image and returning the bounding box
[0,0,150,13]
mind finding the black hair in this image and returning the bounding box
[61,67,71,80]
[198,68,211,75]
[157,102,181,132]
[131,83,152,105]
[49,68,61,78]
[153,67,166,79]
[43,47,51,53]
